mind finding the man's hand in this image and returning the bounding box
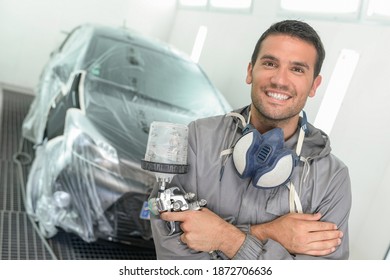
[250,212,343,256]
[160,208,245,258]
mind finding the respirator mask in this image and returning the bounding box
[232,125,298,189]
[227,110,308,190]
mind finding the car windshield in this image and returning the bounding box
[87,36,227,115]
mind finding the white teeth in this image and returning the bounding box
[267,92,289,100]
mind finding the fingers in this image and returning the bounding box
[290,234,343,256]
[306,221,339,232]
[304,248,337,256]
[290,212,322,221]
[308,228,343,242]
[303,237,343,256]
[288,212,338,232]
[160,208,211,222]
[160,210,188,222]
[290,227,343,256]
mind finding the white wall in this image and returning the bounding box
[320,22,390,260]
[0,0,177,91]
[0,0,389,260]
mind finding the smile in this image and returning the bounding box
[267,91,290,101]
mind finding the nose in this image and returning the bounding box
[270,67,289,87]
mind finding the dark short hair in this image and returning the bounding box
[250,20,325,77]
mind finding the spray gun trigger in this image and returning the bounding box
[167,221,180,235]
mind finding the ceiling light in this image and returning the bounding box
[210,0,252,9]
[191,25,208,63]
[314,49,360,135]
[280,0,360,14]
[179,0,207,7]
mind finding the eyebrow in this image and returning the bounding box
[259,54,311,70]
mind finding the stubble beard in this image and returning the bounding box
[251,86,302,127]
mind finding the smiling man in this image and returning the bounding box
[149,20,352,260]
[248,33,322,142]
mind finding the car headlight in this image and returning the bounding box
[96,140,119,164]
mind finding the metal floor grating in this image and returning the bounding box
[0,88,156,260]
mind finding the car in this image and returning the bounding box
[22,23,231,246]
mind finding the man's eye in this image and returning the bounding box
[263,61,276,67]
[292,67,304,73]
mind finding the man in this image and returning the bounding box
[149,20,352,260]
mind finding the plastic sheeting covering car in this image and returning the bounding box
[26,108,156,242]
[22,24,232,245]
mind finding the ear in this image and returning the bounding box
[246,63,253,84]
[309,75,322,97]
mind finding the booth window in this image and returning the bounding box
[279,0,361,20]
[178,0,253,13]
[365,0,390,22]
[279,0,390,23]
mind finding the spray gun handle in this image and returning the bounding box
[152,186,207,236]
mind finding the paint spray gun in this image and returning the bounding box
[141,121,207,235]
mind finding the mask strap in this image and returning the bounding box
[220,111,251,157]
[289,110,307,213]
[225,111,248,128]
[289,182,303,213]
[295,126,305,156]
[296,110,308,156]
